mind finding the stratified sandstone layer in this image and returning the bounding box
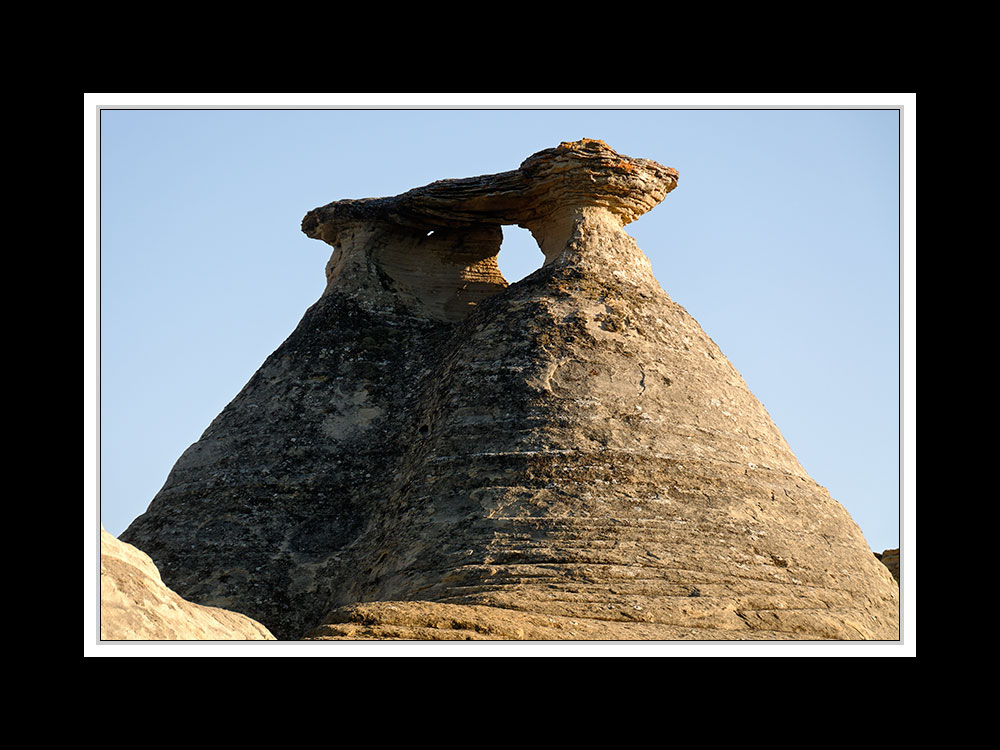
[122,140,899,641]
[100,527,275,640]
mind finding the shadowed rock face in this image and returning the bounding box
[121,140,899,641]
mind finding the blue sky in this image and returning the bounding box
[92,97,910,560]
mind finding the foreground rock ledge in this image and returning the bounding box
[101,528,275,641]
[121,140,899,641]
[304,599,876,641]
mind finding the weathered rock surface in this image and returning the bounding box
[121,139,899,640]
[100,527,275,640]
[875,548,900,583]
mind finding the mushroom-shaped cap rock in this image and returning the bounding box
[301,139,679,246]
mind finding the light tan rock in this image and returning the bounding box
[305,601,832,641]
[100,527,275,641]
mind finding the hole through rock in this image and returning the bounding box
[498,225,543,284]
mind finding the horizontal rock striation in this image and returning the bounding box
[301,139,678,236]
[121,140,899,640]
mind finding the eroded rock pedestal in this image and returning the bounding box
[121,140,899,640]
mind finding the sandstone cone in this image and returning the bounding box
[121,140,899,640]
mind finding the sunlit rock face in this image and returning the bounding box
[121,140,898,641]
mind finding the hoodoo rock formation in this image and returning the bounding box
[119,139,899,641]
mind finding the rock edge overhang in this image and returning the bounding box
[301,139,679,247]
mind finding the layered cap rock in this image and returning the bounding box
[301,138,679,242]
